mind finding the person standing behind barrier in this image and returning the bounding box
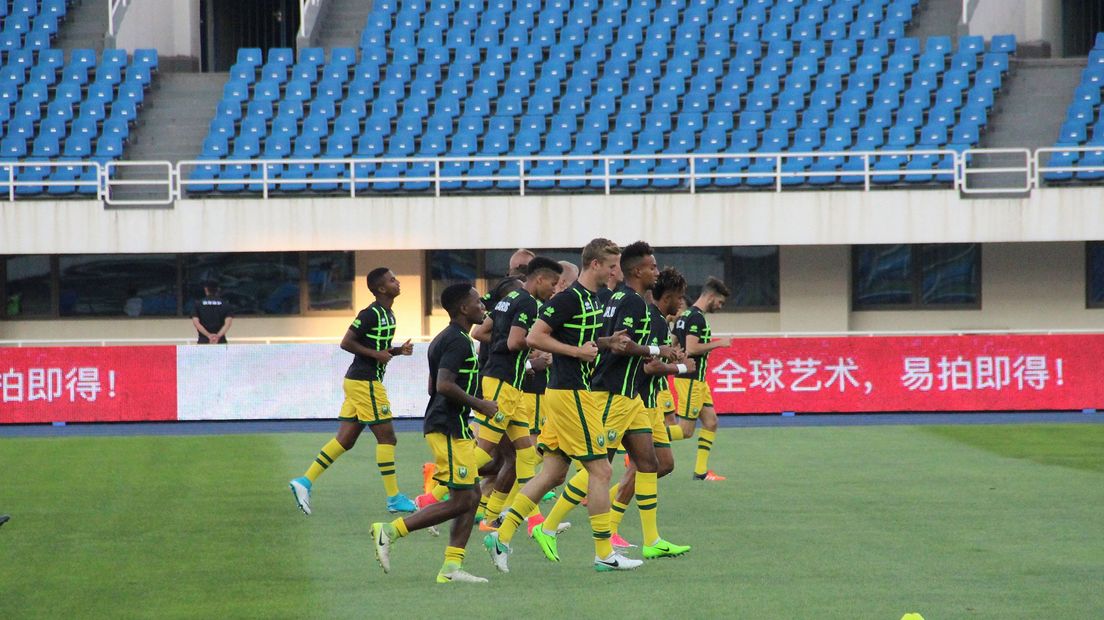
[191,281,233,344]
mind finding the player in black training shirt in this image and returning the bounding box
[289,268,417,517]
[372,283,497,584]
[484,238,637,573]
[671,276,734,481]
[610,267,696,544]
[465,258,562,530]
[543,242,690,561]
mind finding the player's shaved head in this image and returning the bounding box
[509,249,536,276]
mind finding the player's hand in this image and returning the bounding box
[475,399,499,417]
[714,338,733,348]
[577,341,599,363]
[378,350,394,364]
[398,339,413,355]
[608,330,631,354]
[658,344,680,360]
[529,352,551,372]
[683,358,697,374]
[644,358,667,375]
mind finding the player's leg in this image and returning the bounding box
[667,378,699,441]
[692,401,725,481]
[368,420,416,512]
[481,438,517,529]
[374,434,487,582]
[485,451,570,572]
[289,413,363,515]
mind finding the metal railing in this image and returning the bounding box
[174,149,966,199]
[297,0,326,48]
[4,146,1104,205]
[108,0,130,37]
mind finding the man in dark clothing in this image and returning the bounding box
[191,281,233,344]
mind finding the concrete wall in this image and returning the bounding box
[7,187,1104,255]
[969,0,1062,54]
[3,243,1098,343]
[114,0,201,57]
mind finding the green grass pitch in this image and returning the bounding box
[1,424,1102,619]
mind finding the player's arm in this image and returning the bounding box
[340,329,393,363]
[471,315,493,344]
[527,319,597,362]
[644,356,696,376]
[435,367,495,415]
[684,333,732,356]
[506,325,529,352]
[387,339,413,356]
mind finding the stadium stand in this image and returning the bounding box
[189,0,1017,195]
[0,0,157,196]
[1043,32,1104,183]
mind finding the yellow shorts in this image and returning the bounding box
[477,377,528,441]
[517,391,545,435]
[645,406,670,448]
[425,432,479,489]
[538,388,606,461]
[673,377,714,421]
[595,391,653,450]
[338,379,392,425]
[656,389,675,415]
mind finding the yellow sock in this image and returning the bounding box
[305,438,346,483]
[498,493,536,545]
[431,483,449,501]
[376,444,399,496]
[667,424,685,441]
[591,511,613,558]
[610,499,628,535]
[389,517,409,538]
[515,446,537,484]
[636,471,659,544]
[543,468,588,531]
[503,481,519,512]
[694,429,715,476]
[485,490,510,520]
[443,545,465,568]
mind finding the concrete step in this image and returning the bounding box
[906,0,963,40]
[123,73,226,164]
[55,0,109,52]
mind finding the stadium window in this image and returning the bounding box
[426,250,479,312]
[853,244,981,310]
[482,248,580,281]
[1088,242,1104,308]
[306,251,355,312]
[183,252,301,315]
[654,246,780,312]
[3,255,54,318]
[57,254,179,317]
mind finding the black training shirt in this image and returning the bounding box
[591,287,651,397]
[482,288,539,388]
[672,306,712,381]
[424,321,481,438]
[538,281,603,390]
[344,302,396,382]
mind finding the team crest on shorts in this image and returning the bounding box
[693,407,700,414]
[494,411,505,423]
[458,466,468,479]
[597,435,606,447]
[664,399,673,408]
[607,430,617,443]
[382,405,390,414]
